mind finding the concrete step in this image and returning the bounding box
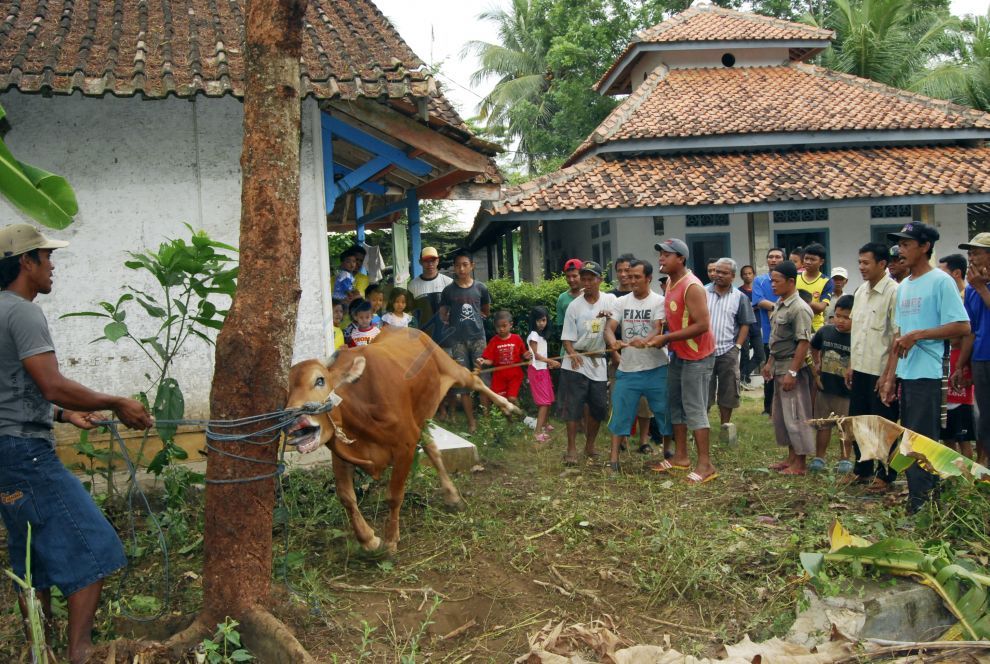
[419,424,480,473]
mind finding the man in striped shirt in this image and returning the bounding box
[706,258,755,428]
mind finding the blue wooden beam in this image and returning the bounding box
[333,156,391,198]
[358,199,409,225]
[408,190,422,278]
[332,165,386,195]
[355,196,366,244]
[323,115,433,177]
[322,119,336,214]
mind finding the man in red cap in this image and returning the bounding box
[557,258,583,328]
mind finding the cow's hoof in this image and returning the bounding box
[385,541,399,555]
[362,536,383,552]
[442,498,466,513]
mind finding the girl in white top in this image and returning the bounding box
[527,306,560,442]
[381,287,414,328]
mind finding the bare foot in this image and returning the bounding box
[668,456,691,467]
[779,466,806,475]
[768,461,790,471]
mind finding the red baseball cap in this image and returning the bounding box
[563,258,583,272]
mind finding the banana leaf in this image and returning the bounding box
[835,415,990,482]
[0,103,78,229]
[801,520,990,640]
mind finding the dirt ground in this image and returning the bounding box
[1,393,984,662]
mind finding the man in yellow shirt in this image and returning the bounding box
[796,243,833,331]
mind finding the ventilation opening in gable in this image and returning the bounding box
[721,53,736,67]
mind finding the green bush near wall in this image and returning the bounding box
[487,275,570,338]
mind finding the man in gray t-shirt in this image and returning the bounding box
[0,224,152,664]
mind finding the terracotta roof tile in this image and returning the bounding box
[596,5,832,93]
[637,5,833,44]
[571,64,990,164]
[0,0,434,100]
[491,146,990,216]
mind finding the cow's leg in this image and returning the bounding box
[452,368,522,418]
[421,439,465,510]
[332,456,381,552]
[382,450,415,554]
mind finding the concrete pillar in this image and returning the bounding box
[750,211,771,273]
[519,220,545,284]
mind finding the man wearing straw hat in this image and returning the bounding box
[0,223,152,663]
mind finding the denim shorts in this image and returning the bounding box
[0,435,126,596]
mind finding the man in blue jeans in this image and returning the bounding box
[879,222,970,514]
[0,224,152,664]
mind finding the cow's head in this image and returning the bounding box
[284,355,366,454]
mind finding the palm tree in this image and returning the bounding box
[912,9,990,111]
[463,0,552,172]
[808,0,957,89]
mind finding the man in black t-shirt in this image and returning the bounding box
[809,294,854,473]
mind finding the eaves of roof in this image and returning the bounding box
[486,146,990,221]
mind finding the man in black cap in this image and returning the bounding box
[888,245,908,283]
[879,222,970,513]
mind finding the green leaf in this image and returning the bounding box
[0,106,78,229]
[226,630,242,647]
[800,552,825,577]
[230,650,253,662]
[135,297,166,319]
[104,321,128,342]
[59,311,111,319]
[153,378,184,443]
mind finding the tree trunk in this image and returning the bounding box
[201,0,307,622]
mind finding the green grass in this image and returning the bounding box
[3,393,989,662]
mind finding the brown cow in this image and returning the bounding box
[284,327,521,554]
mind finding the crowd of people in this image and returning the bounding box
[331,220,990,515]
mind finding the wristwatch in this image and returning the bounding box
[787,369,798,378]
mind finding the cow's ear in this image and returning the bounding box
[340,356,366,384]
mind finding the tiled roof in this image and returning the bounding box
[638,5,833,44]
[490,146,990,217]
[0,0,435,100]
[596,5,832,93]
[570,64,990,164]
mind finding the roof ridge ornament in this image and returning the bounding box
[690,0,714,8]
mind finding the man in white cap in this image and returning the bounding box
[825,266,848,323]
[407,246,453,341]
[0,223,152,663]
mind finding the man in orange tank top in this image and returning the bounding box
[647,239,718,484]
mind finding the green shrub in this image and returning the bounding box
[486,275,569,338]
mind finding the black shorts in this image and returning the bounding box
[558,370,608,422]
[941,404,975,443]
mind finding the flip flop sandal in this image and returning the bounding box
[768,461,790,471]
[637,444,654,455]
[686,471,719,484]
[647,459,689,473]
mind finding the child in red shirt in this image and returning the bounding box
[477,310,531,404]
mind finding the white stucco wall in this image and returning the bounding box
[629,47,790,90]
[0,91,330,417]
[545,203,971,291]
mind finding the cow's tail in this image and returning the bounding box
[330,439,375,471]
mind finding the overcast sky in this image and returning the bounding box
[374,0,989,227]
